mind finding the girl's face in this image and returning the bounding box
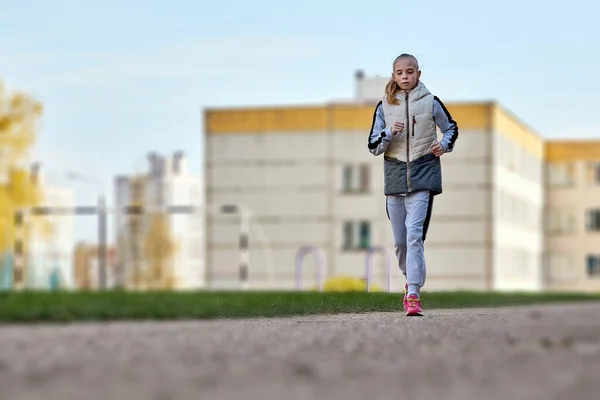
[392,58,421,91]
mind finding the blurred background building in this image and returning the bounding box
[114,151,205,290]
[0,163,75,291]
[73,243,117,289]
[544,141,600,291]
[203,71,600,292]
[27,179,75,290]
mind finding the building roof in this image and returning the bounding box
[204,100,498,134]
[203,100,600,161]
[546,139,600,162]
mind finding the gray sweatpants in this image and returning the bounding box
[386,190,434,297]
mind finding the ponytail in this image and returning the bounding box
[385,78,401,105]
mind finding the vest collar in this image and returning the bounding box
[394,81,431,102]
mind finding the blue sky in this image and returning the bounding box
[1,0,599,241]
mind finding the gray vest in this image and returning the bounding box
[381,81,443,196]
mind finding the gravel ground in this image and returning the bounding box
[1,302,600,400]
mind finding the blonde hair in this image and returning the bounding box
[385,53,420,105]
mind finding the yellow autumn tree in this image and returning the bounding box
[143,212,176,290]
[0,80,46,262]
[73,242,93,289]
[118,175,177,290]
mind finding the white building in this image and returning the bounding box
[114,151,205,290]
[354,70,388,101]
[26,164,75,290]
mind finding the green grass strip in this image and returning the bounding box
[0,290,598,323]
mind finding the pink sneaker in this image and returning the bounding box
[406,294,423,317]
[403,284,408,311]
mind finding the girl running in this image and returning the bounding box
[367,53,459,316]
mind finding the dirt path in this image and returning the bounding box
[1,302,599,400]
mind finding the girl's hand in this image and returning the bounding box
[392,121,404,135]
[432,141,445,157]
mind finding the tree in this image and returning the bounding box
[73,242,93,289]
[0,80,47,284]
[143,212,176,289]
[119,176,177,290]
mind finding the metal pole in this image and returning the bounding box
[13,210,25,290]
[239,208,250,290]
[0,218,9,290]
[98,194,107,290]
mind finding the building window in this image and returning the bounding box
[342,220,371,250]
[545,252,575,282]
[546,207,576,234]
[585,209,600,232]
[546,162,575,187]
[587,255,600,278]
[342,166,353,193]
[342,221,353,249]
[359,221,370,249]
[359,164,370,190]
[341,164,370,193]
[586,162,600,186]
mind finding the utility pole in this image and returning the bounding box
[98,194,107,290]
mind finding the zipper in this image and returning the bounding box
[405,92,411,193]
